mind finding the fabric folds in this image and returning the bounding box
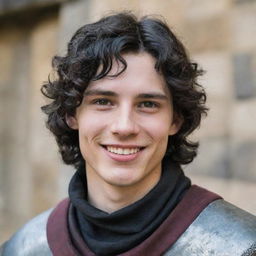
[68,157,191,255]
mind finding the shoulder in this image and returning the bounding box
[1,209,53,256]
[165,199,256,256]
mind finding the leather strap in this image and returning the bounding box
[46,198,79,256]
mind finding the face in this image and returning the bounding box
[69,52,181,192]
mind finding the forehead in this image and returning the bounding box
[86,52,170,97]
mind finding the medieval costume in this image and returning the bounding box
[1,159,256,256]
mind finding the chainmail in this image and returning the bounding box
[242,242,256,256]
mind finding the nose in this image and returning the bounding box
[110,107,140,137]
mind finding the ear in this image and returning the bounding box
[168,113,183,136]
[65,114,79,130]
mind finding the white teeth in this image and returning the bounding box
[106,146,140,155]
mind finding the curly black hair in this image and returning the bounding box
[41,12,207,169]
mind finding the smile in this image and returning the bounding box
[101,145,144,162]
[106,146,141,155]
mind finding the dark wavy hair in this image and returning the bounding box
[41,12,207,169]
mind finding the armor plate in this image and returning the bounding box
[1,209,53,256]
[1,199,255,256]
[164,199,256,256]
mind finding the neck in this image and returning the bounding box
[86,168,161,214]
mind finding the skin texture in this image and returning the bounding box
[68,52,182,213]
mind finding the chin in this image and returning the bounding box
[103,172,141,188]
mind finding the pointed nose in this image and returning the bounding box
[110,108,140,137]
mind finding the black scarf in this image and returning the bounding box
[69,157,191,255]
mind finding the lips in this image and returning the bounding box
[101,144,145,161]
[106,146,141,155]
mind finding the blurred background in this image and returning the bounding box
[0,0,256,244]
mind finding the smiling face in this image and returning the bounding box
[68,52,181,195]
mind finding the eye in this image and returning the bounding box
[92,98,112,106]
[138,101,158,108]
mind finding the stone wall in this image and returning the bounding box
[0,5,61,243]
[186,0,256,182]
[0,0,256,244]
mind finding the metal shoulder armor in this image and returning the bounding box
[0,209,53,256]
[165,199,256,256]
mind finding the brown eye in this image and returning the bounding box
[139,101,158,108]
[93,98,112,106]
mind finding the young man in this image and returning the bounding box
[1,12,256,256]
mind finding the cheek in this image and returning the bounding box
[77,113,105,137]
[142,116,172,141]
[77,114,109,158]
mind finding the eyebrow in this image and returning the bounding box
[84,89,168,100]
[137,93,168,100]
[84,89,117,97]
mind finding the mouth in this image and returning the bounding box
[101,145,145,155]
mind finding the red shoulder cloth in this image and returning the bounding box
[47,185,221,256]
